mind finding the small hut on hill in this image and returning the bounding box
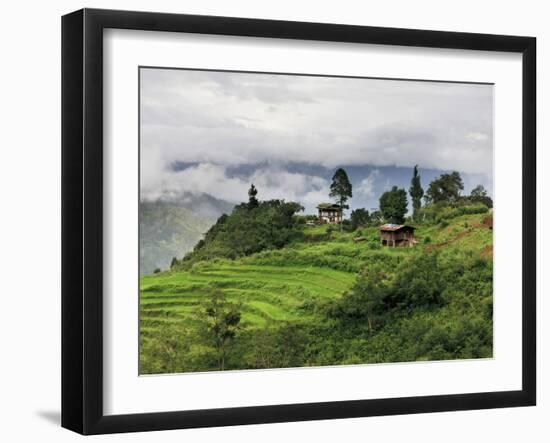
[379,224,416,247]
[317,203,342,224]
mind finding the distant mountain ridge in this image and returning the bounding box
[171,192,236,218]
[140,193,234,275]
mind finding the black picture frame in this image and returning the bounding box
[62,8,536,435]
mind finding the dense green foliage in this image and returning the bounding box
[247,183,259,209]
[350,208,370,231]
[171,199,304,269]
[468,185,493,208]
[379,186,408,224]
[329,250,493,362]
[424,171,464,205]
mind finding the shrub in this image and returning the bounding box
[331,252,447,327]
[368,240,382,250]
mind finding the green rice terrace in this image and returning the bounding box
[140,205,493,374]
[141,264,354,337]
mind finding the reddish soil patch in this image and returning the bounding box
[481,244,493,258]
[468,214,493,230]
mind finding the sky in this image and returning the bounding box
[140,67,494,214]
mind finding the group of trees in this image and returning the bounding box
[376,166,426,224]
[327,165,492,229]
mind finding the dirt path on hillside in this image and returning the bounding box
[426,230,471,251]
[426,215,493,252]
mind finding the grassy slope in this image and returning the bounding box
[140,213,492,355]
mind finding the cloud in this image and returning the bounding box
[466,132,490,142]
[357,169,380,197]
[141,162,330,213]
[140,68,494,205]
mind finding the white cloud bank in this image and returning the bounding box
[140,68,493,206]
[141,162,330,209]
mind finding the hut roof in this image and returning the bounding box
[379,223,416,232]
[317,203,342,210]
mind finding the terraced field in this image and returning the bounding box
[140,263,355,340]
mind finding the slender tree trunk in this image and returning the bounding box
[339,198,343,232]
[220,346,225,371]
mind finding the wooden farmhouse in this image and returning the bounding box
[379,224,416,247]
[317,203,343,225]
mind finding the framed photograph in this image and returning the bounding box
[62,8,536,435]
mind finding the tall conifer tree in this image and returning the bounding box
[409,165,424,220]
[329,168,353,230]
[248,183,259,209]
